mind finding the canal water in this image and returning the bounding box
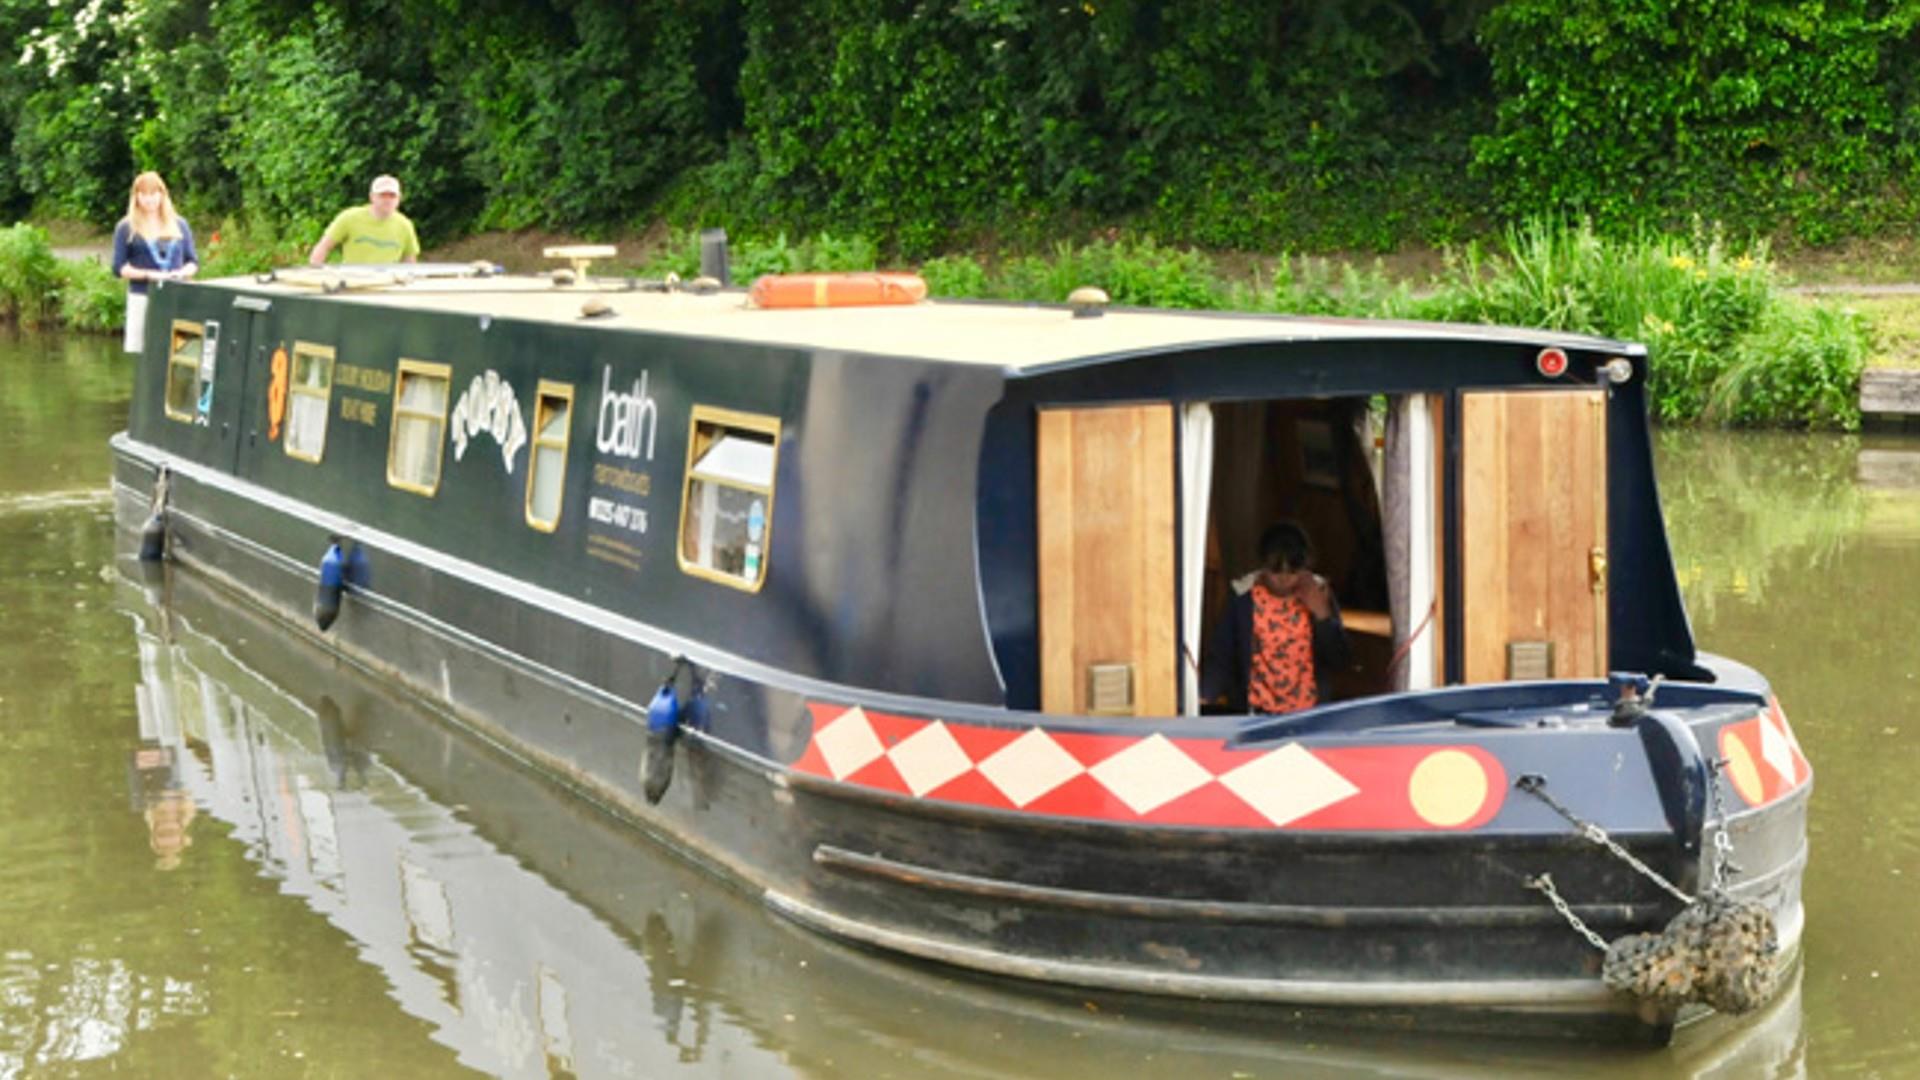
[0,329,1911,1078]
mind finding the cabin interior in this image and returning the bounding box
[1031,389,1609,717]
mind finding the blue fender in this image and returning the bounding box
[314,542,346,632]
[345,542,372,588]
[643,682,681,804]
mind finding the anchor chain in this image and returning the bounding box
[1524,873,1608,952]
[1704,757,1741,896]
[1516,773,1693,904]
[1516,769,1780,1015]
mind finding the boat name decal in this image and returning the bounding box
[450,370,529,473]
[793,703,1508,832]
[334,364,394,395]
[340,398,380,426]
[596,367,658,462]
[333,363,392,428]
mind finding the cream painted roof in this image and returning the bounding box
[213,271,1639,370]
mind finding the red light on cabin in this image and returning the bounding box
[1536,348,1569,378]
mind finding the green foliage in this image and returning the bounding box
[195,219,309,279]
[996,238,1222,308]
[54,257,125,333]
[719,2,1491,255]
[1228,256,1419,318]
[730,232,881,279]
[0,223,61,327]
[5,0,137,221]
[918,255,991,299]
[8,0,1920,257]
[128,1,240,213]
[1705,302,1868,429]
[220,4,467,240]
[1476,0,1920,242]
[438,2,724,230]
[1414,219,1868,427]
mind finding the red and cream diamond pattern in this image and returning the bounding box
[1718,698,1812,808]
[793,702,1507,831]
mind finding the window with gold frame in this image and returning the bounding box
[677,406,779,592]
[163,321,205,422]
[386,359,452,496]
[524,380,573,532]
[284,342,336,463]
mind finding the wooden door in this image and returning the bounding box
[1460,390,1608,682]
[1037,404,1177,716]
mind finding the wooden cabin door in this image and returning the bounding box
[1036,404,1178,716]
[1460,390,1608,682]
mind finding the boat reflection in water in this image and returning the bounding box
[117,563,1809,1079]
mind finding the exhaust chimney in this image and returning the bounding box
[699,228,730,286]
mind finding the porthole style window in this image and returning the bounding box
[678,406,779,592]
[163,321,205,422]
[525,381,573,531]
[284,342,335,463]
[387,360,452,496]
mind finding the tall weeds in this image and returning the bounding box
[0,223,60,327]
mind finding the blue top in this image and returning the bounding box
[112,219,198,295]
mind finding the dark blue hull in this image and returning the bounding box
[112,435,1809,1041]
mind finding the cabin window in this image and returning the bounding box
[678,407,779,592]
[162,321,205,422]
[387,360,452,497]
[284,342,335,462]
[524,381,573,532]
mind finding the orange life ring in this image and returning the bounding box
[749,272,928,309]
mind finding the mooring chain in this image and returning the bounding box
[1523,873,1609,952]
[1704,757,1743,897]
[1515,774,1695,905]
[1520,771,1779,1013]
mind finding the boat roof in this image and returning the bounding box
[212,270,1644,371]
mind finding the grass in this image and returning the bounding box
[1810,294,1920,370]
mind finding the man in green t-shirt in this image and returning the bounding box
[307,174,421,265]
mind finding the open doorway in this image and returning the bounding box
[1192,398,1396,713]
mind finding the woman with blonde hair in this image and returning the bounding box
[111,171,199,353]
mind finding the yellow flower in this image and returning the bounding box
[1734,255,1756,272]
[1668,254,1695,271]
[1695,269,1708,280]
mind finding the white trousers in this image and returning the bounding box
[123,290,148,353]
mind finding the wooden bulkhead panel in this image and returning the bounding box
[1037,405,1177,716]
[1460,390,1608,683]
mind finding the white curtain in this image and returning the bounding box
[1179,402,1214,715]
[1384,395,1436,690]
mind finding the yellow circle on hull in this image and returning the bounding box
[1408,749,1488,828]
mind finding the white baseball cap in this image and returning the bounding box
[370,175,402,196]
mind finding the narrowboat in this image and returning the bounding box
[110,254,1811,1042]
[111,560,1809,1076]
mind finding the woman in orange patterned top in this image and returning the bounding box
[1201,522,1351,714]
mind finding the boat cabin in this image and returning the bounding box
[124,270,1696,720]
